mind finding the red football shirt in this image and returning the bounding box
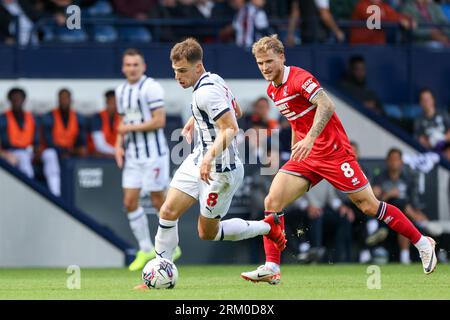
[267,66,354,160]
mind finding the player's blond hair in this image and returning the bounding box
[170,38,203,64]
[252,35,285,56]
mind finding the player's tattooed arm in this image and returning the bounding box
[291,89,335,161]
[308,89,335,140]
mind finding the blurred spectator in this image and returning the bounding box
[240,96,279,133]
[330,0,359,20]
[0,0,42,45]
[150,0,183,42]
[41,0,73,26]
[278,116,292,162]
[194,0,214,19]
[233,0,270,48]
[0,87,38,178]
[286,0,345,46]
[350,0,415,45]
[113,0,156,42]
[339,55,385,116]
[211,0,244,43]
[296,180,355,263]
[401,0,450,47]
[249,147,280,220]
[40,88,87,196]
[372,148,429,264]
[443,141,450,162]
[88,90,119,157]
[112,0,157,20]
[414,88,450,151]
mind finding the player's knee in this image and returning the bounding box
[264,194,282,212]
[159,203,178,221]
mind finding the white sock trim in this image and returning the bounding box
[159,218,178,227]
[128,207,144,220]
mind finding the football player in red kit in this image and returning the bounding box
[241,35,437,285]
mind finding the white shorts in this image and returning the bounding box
[170,154,244,219]
[122,154,170,192]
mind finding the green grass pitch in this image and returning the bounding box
[0,264,448,300]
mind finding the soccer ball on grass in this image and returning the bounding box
[142,258,178,289]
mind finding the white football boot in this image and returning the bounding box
[419,237,437,274]
[240,265,281,285]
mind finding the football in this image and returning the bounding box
[142,258,179,289]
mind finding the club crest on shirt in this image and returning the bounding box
[283,86,288,97]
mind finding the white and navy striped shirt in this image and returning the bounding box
[190,72,242,172]
[116,75,168,161]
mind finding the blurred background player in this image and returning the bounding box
[114,48,180,271]
[414,88,450,152]
[241,35,437,285]
[0,87,38,178]
[372,148,430,264]
[88,90,120,157]
[40,88,87,196]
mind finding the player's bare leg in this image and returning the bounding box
[150,190,165,211]
[241,172,310,284]
[347,185,437,274]
[196,210,282,245]
[124,188,157,271]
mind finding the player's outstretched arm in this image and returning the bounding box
[291,90,335,161]
[200,111,239,184]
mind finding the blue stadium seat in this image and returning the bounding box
[90,25,118,43]
[383,104,403,119]
[442,4,450,20]
[402,104,423,119]
[86,0,113,16]
[119,27,152,43]
[56,27,88,43]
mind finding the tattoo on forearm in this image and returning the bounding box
[309,90,335,139]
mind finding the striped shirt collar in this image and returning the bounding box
[193,72,210,91]
[127,75,147,87]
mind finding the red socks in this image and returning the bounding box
[376,202,422,244]
[263,211,284,264]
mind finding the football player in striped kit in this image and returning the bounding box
[115,48,180,271]
[151,38,286,267]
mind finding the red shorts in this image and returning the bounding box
[280,153,369,193]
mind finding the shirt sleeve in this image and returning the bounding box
[115,86,124,115]
[197,86,231,122]
[314,0,330,9]
[144,81,165,110]
[296,70,323,102]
